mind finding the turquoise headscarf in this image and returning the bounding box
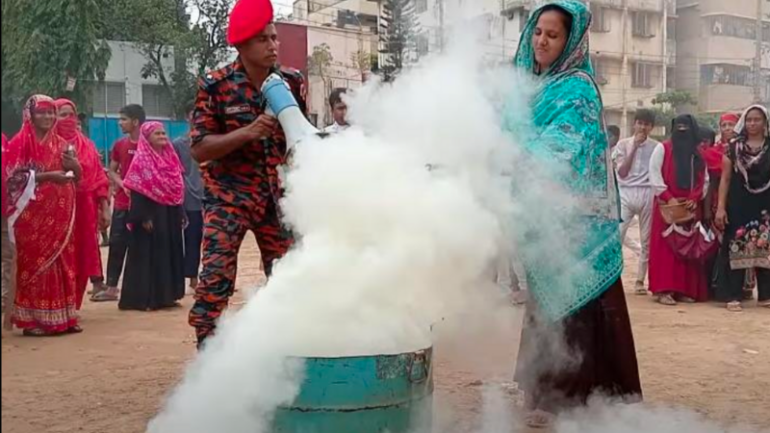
[506,0,623,321]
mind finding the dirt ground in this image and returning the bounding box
[2,231,769,433]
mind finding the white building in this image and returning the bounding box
[676,0,770,113]
[415,0,525,64]
[587,0,676,134]
[91,41,177,120]
[307,25,379,126]
[415,0,676,135]
[289,0,380,126]
[292,0,380,31]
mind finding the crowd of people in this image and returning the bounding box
[606,106,770,311]
[0,0,353,341]
[0,0,767,430]
[0,99,202,336]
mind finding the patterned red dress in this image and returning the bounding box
[54,99,110,309]
[7,96,79,333]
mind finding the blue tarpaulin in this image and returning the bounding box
[88,117,189,164]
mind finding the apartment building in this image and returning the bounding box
[676,0,770,113]
[292,0,380,31]
[288,1,380,126]
[588,0,675,134]
[415,0,674,135]
[91,41,177,120]
[416,0,526,64]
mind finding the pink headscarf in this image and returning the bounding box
[123,122,184,206]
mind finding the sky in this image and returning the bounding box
[274,2,293,17]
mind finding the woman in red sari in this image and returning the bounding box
[55,99,111,309]
[700,115,737,294]
[648,115,711,306]
[6,95,82,336]
[701,114,739,211]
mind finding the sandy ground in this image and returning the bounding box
[2,229,769,433]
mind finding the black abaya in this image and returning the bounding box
[515,279,643,413]
[715,141,770,303]
[120,191,185,311]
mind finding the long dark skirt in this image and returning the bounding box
[514,279,642,413]
[714,162,770,303]
[120,192,185,311]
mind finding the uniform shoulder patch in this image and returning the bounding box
[201,63,237,87]
[279,67,305,84]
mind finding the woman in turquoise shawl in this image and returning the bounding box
[507,1,642,427]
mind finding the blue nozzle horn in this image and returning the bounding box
[262,74,298,117]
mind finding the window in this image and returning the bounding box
[337,10,360,28]
[142,84,174,119]
[707,15,770,42]
[591,56,609,85]
[92,82,126,115]
[700,64,752,86]
[666,67,676,89]
[632,63,654,88]
[667,18,676,40]
[308,1,325,13]
[632,12,655,38]
[415,0,428,14]
[416,33,430,57]
[590,5,610,33]
[763,72,770,103]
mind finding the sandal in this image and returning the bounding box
[758,300,770,309]
[677,296,696,304]
[526,409,556,429]
[23,328,55,337]
[726,301,743,312]
[91,287,119,303]
[657,293,677,306]
[89,282,107,296]
[67,325,84,334]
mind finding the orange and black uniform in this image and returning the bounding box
[188,58,306,345]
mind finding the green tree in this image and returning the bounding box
[650,90,720,137]
[102,0,234,119]
[695,113,720,131]
[351,49,373,81]
[188,0,233,76]
[651,90,698,135]
[379,0,421,81]
[102,0,194,118]
[308,43,334,82]
[2,0,111,133]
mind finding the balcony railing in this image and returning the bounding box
[591,0,665,12]
[503,0,532,11]
[666,39,677,65]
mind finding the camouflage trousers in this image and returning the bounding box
[189,198,292,346]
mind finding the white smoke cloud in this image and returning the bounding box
[147,35,522,433]
[554,399,767,433]
[145,20,759,433]
[460,388,767,433]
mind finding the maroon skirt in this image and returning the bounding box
[514,279,642,413]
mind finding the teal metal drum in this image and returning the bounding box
[272,348,434,433]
